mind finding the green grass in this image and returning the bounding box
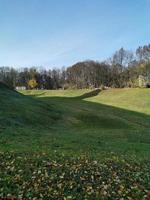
[0,152,149,200]
[0,86,150,159]
[0,84,150,199]
[87,88,150,114]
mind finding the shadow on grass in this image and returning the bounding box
[27,92,150,130]
[1,87,150,156]
[76,89,101,99]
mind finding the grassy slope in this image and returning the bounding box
[22,88,150,160]
[87,88,150,114]
[1,85,150,198]
[0,84,61,151]
[0,85,150,160]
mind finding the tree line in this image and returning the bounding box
[1,44,150,89]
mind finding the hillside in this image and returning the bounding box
[0,83,61,151]
[0,86,150,199]
[14,88,150,158]
[1,85,150,156]
[87,88,150,114]
[0,85,150,156]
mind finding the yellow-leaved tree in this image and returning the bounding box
[28,79,38,89]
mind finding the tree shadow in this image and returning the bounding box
[76,89,101,99]
[29,92,150,130]
[1,87,150,156]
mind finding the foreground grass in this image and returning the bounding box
[0,85,150,198]
[0,152,149,199]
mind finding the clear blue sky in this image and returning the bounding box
[0,0,150,68]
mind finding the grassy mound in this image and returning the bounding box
[87,88,150,114]
[0,85,61,151]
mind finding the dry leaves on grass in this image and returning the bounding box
[0,152,149,199]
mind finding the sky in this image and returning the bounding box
[0,0,150,68]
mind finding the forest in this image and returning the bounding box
[1,44,150,89]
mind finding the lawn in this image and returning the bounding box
[18,88,150,159]
[0,84,150,199]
